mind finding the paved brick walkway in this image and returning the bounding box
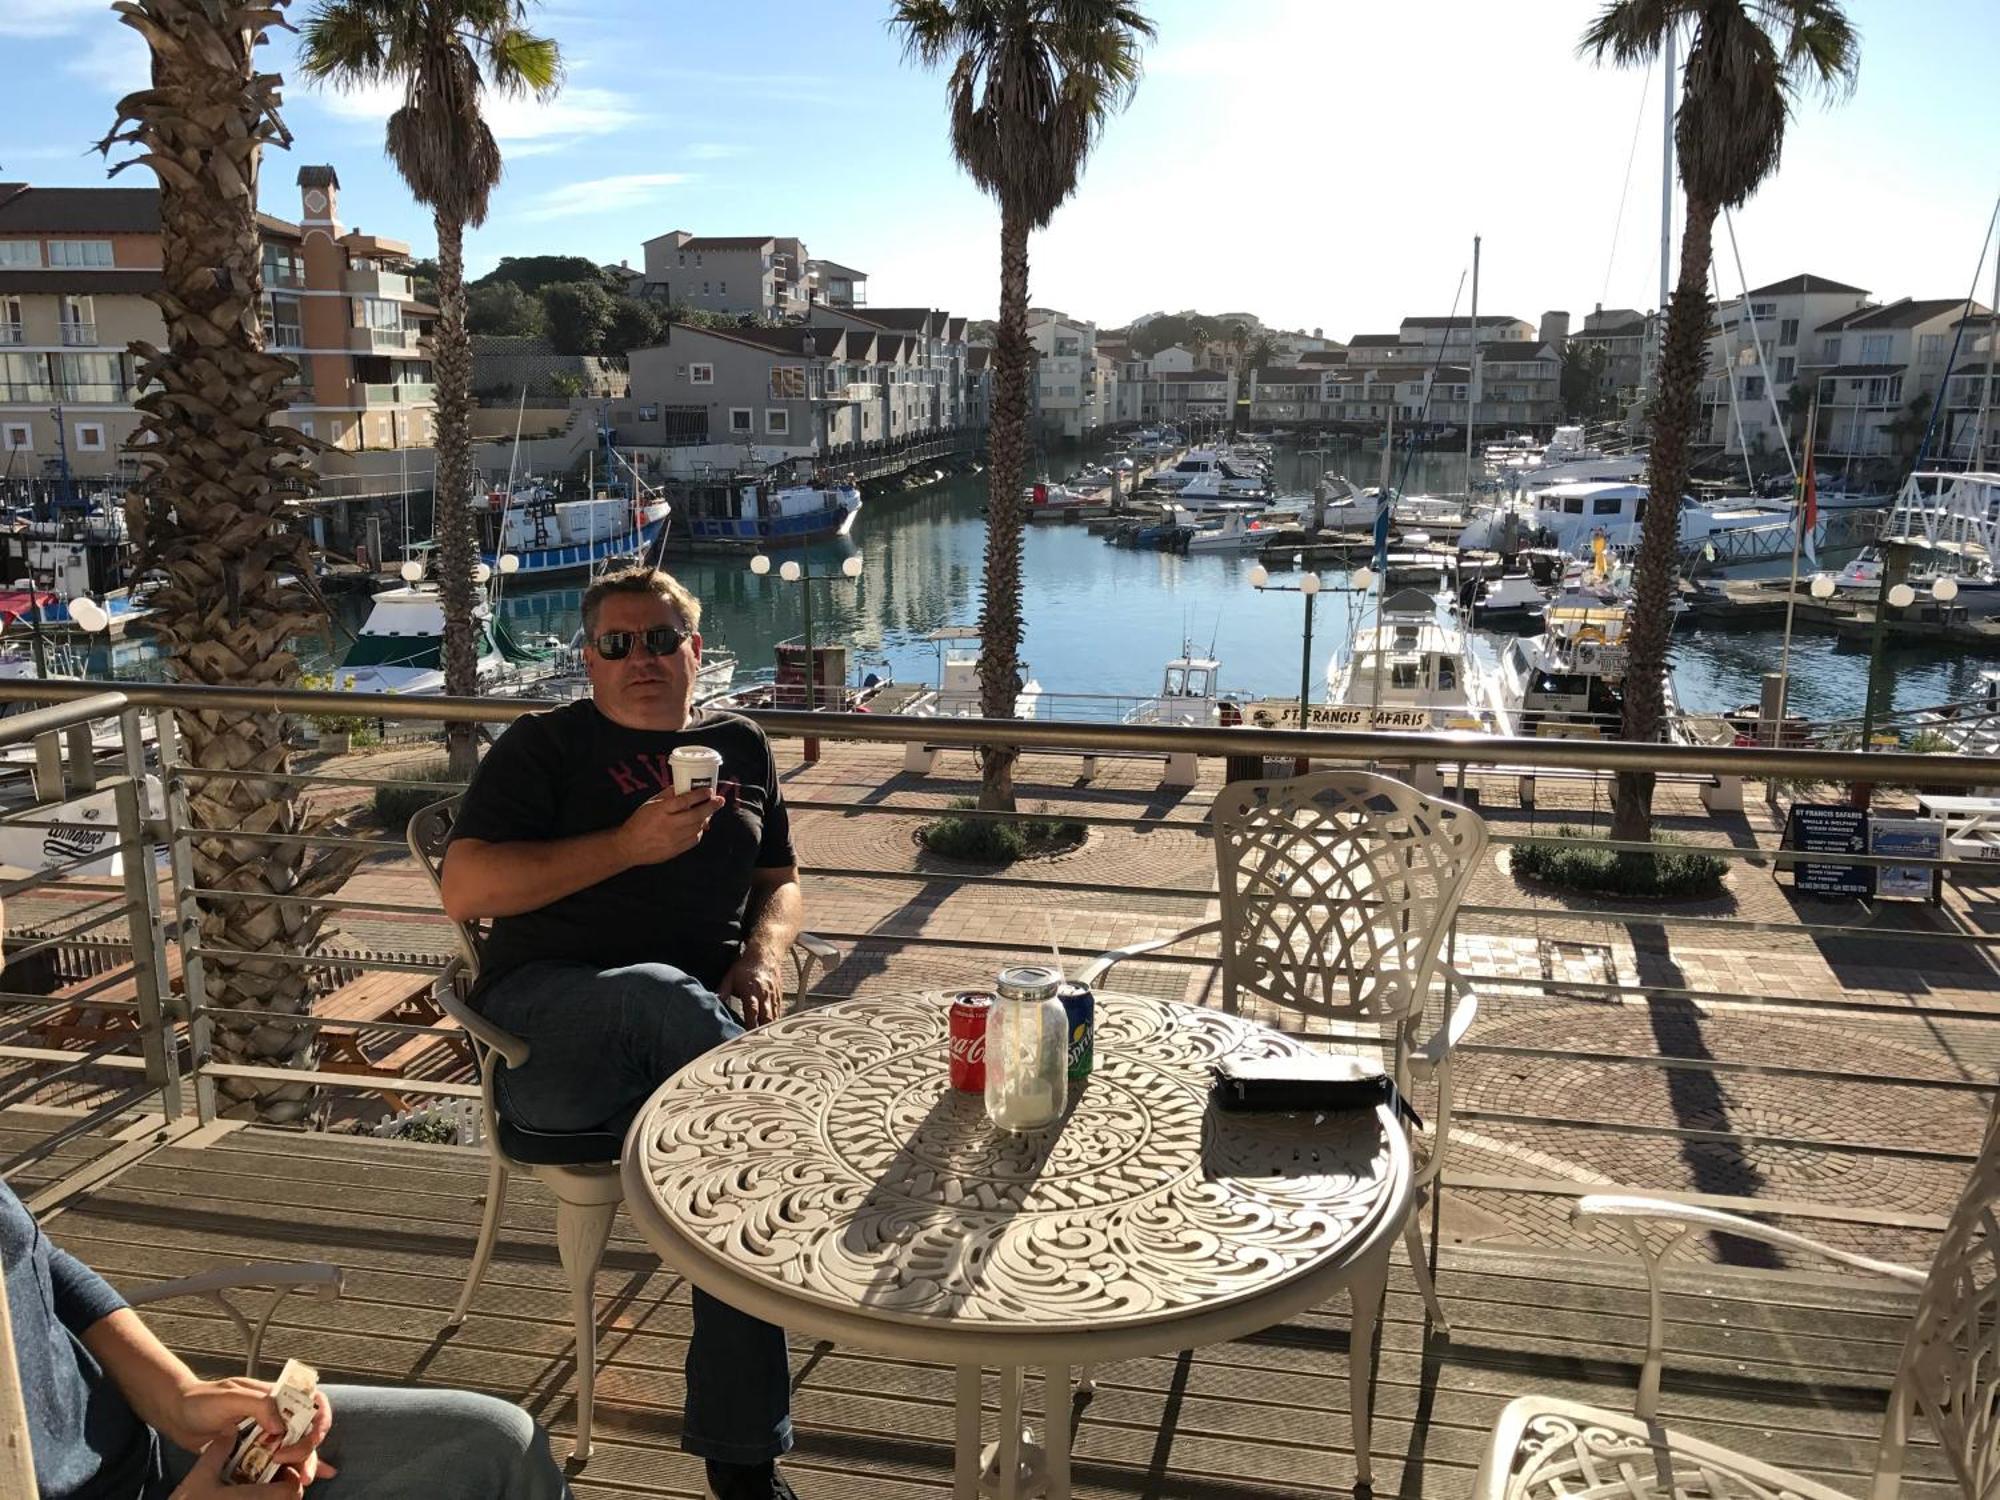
[7,735,1994,1270]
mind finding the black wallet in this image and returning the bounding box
[1211,1055,1422,1129]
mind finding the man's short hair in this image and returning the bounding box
[580,566,703,637]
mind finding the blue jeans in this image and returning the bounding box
[154,1384,568,1499]
[478,959,795,1466]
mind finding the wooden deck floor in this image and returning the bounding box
[7,1112,1960,1500]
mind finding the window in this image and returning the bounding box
[1859,333,1893,364]
[1592,495,1624,515]
[1778,318,1799,346]
[298,418,315,439]
[1919,333,1946,366]
[0,241,39,268]
[47,240,114,268]
[73,422,105,452]
[1821,336,1842,363]
[1563,495,1585,515]
[1750,302,1775,318]
[719,281,727,295]
[729,408,753,433]
[261,243,306,289]
[769,366,806,400]
[1742,376,1764,399]
[261,292,302,348]
[1776,356,1795,382]
[0,296,19,344]
[702,282,710,295]
[677,252,686,266]
[361,298,401,331]
[0,352,51,401]
[56,353,125,401]
[1,422,30,451]
[765,408,789,435]
[689,363,714,385]
[59,296,95,346]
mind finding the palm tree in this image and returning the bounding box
[1582,0,1857,845]
[100,0,367,1122]
[891,0,1154,811]
[300,0,562,778]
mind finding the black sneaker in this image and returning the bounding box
[704,1459,799,1500]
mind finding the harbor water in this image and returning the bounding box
[95,442,2000,724]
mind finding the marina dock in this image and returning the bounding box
[1686,579,2000,646]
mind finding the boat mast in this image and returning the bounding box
[1974,235,2000,469]
[1466,234,1480,487]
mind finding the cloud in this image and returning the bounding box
[306,79,645,144]
[0,0,101,38]
[63,26,149,95]
[516,171,691,223]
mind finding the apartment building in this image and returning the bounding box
[638,232,874,322]
[0,165,434,481]
[615,311,982,463]
[1811,296,1992,460]
[1153,369,1234,426]
[1397,314,1535,356]
[1940,311,1999,467]
[1698,273,1871,457]
[1569,304,1651,402]
[1026,310,1102,441]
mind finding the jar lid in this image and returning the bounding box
[996,964,1062,1001]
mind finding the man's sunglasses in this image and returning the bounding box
[591,626,689,661]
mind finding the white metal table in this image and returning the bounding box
[621,990,1411,1498]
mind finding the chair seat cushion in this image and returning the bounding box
[496,1116,623,1166]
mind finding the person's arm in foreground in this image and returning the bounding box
[719,865,803,1028]
[79,1309,332,1495]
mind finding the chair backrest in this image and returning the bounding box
[408,796,486,977]
[1210,771,1487,1034]
[1882,1093,2000,1500]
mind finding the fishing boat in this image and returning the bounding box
[1149,450,1268,498]
[477,481,672,581]
[909,626,1042,719]
[1183,506,1273,552]
[671,464,863,549]
[1123,652,1226,727]
[1323,588,1513,734]
[1493,594,1686,740]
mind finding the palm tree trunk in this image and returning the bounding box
[432,212,480,779]
[106,0,367,1123]
[1613,194,1718,845]
[976,202,1032,812]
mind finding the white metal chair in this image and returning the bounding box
[1475,1096,2000,1500]
[408,796,838,1462]
[1081,769,1487,1334]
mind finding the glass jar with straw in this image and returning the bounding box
[985,965,1067,1130]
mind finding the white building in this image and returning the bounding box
[1698,273,1870,458]
[1028,310,1103,441]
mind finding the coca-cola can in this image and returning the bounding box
[947,990,993,1093]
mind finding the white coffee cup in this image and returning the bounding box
[669,744,724,795]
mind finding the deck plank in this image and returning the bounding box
[19,1123,1961,1500]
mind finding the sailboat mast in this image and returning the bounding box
[1466,235,1480,485]
[1660,24,1675,317]
[1976,237,2000,468]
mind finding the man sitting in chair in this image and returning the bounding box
[441,564,805,1500]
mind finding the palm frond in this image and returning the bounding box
[485,25,562,97]
[296,0,394,84]
[1578,0,1690,66]
[1752,0,1860,99]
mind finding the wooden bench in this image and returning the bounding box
[315,969,471,1112]
[30,946,185,1051]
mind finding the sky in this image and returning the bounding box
[2,0,1995,338]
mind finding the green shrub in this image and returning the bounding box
[395,1115,461,1145]
[373,759,462,836]
[919,797,1086,863]
[1511,823,1728,899]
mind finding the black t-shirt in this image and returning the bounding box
[450,701,795,993]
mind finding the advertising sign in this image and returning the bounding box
[1243,702,1433,731]
[1785,804,1872,897]
[1869,817,1942,902]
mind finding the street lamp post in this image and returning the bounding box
[750,550,865,759]
[1249,560,1355,726]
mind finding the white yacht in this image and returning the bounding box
[1324,589,1514,733]
[1489,425,1648,490]
[334,585,556,695]
[1459,481,1791,562]
[1493,595,1685,740]
[1150,450,1269,499]
[1184,506,1274,552]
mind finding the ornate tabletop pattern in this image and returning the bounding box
[630,991,1399,1332]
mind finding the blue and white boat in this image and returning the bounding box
[477,484,672,580]
[679,475,862,549]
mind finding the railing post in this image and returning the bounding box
[155,713,217,1124]
[115,769,182,1120]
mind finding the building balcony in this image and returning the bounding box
[348,326,421,354]
[348,381,436,407]
[344,267,413,300]
[0,322,21,346]
[818,383,879,404]
[59,323,97,347]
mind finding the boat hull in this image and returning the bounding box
[480,513,671,580]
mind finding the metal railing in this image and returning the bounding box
[0,677,1993,1241]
